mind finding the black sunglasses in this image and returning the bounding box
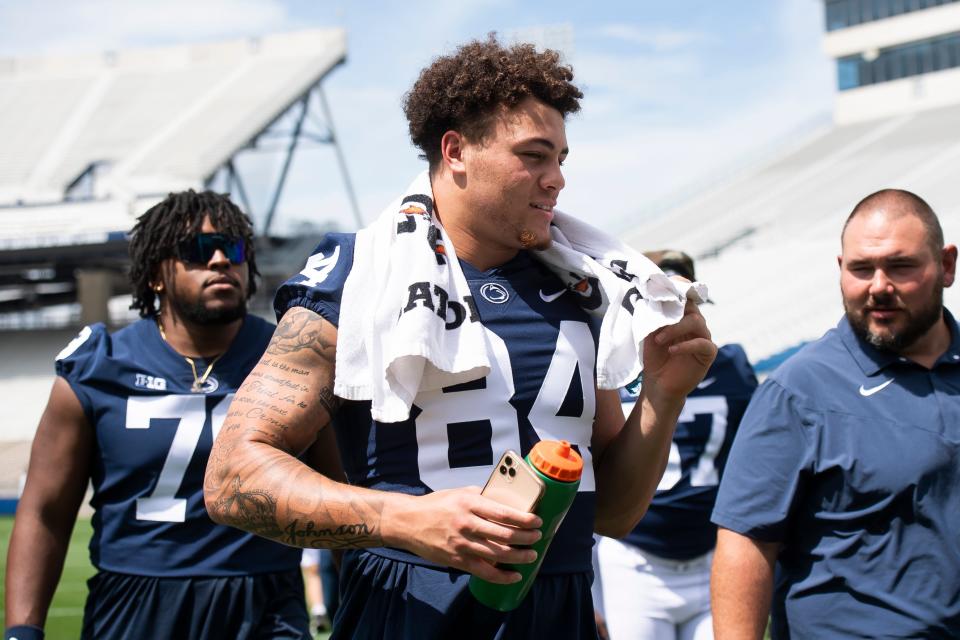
[175,233,246,265]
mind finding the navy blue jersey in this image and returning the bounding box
[618,344,757,559]
[275,233,599,574]
[713,313,960,639]
[56,315,301,577]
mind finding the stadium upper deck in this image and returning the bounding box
[624,1,960,369]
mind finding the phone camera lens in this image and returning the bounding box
[499,465,508,475]
[504,456,513,466]
[508,467,516,477]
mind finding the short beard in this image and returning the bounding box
[845,276,944,353]
[519,228,551,251]
[169,294,247,326]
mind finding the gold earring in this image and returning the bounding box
[153,283,164,293]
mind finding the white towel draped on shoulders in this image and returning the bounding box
[335,172,707,423]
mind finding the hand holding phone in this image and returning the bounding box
[480,450,545,513]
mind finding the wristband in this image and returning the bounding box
[5,625,45,640]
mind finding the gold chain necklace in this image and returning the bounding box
[156,319,224,393]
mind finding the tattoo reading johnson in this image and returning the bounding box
[283,518,378,548]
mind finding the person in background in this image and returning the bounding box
[301,548,339,635]
[4,190,338,640]
[711,189,959,639]
[596,250,757,640]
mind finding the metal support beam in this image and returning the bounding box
[262,95,309,237]
[226,160,254,218]
[318,85,364,229]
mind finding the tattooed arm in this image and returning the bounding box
[204,307,543,583]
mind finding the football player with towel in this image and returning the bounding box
[205,36,716,639]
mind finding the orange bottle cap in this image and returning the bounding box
[529,440,583,482]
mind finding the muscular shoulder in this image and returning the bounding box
[55,321,121,381]
[273,233,356,328]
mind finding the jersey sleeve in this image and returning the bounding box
[721,343,759,392]
[272,232,356,328]
[54,323,109,423]
[711,378,815,542]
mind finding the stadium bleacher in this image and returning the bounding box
[0,29,346,209]
[625,102,960,369]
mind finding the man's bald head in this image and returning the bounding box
[842,189,944,256]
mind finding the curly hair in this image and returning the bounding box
[128,189,259,318]
[403,34,583,167]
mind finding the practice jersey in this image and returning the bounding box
[55,315,301,577]
[619,344,757,559]
[275,233,600,574]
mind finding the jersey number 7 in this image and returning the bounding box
[125,394,234,522]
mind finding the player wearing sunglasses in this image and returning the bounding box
[4,190,333,640]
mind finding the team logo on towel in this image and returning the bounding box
[397,194,434,235]
[569,275,602,310]
[479,283,509,304]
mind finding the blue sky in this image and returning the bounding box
[0,0,836,235]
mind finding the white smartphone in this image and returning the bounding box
[480,450,545,513]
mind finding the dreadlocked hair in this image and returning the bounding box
[128,189,259,318]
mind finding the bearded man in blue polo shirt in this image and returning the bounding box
[711,188,959,639]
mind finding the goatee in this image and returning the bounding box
[170,295,247,326]
[844,278,944,352]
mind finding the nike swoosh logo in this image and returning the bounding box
[539,289,565,303]
[859,379,894,397]
[697,377,716,389]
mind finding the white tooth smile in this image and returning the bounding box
[532,204,551,211]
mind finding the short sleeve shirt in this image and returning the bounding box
[712,311,960,638]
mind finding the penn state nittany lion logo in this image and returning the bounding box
[193,376,219,394]
[479,282,509,304]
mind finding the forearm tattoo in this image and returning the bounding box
[265,307,342,416]
[211,475,283,539]
[206,307,382,549]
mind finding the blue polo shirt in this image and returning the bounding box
[712,310,960,639]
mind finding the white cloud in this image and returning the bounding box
[591,24,707,51]
[0,0,291,56]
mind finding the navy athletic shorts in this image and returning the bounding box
[81,569,310,640]
[332,549,599,640]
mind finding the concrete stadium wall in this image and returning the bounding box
[0,328,78,442]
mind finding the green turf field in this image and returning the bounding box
[1,515,94,639]
[1,516,331,640]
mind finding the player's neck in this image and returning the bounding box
[897,313,951,369]
[156,309,243,359]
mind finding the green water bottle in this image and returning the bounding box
[469,439,583,611]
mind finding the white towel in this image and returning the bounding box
[537,212,707,390]
[335,172,707,423]
[335,173,490,422]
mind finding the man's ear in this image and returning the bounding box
[942,244,957,288]
[440,130,467,176]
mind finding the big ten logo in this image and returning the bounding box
[135,373,168,391]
